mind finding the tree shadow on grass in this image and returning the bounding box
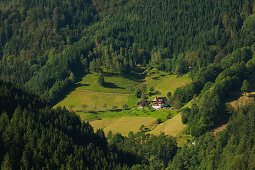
[76,83,90,87]
[103,82,124,89]
[150,91,161,96]
[102,71,144,82]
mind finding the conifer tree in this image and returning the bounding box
[241,80,250,94]
[97,72,105,86]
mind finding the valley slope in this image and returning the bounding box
[55,69,191,137]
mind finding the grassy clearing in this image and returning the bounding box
[56,90,130,111]
[55,69,193,141]
[143,69,192,100]
[229,92,255,111]
[55,68,192,112]
[76,72,138,94]
[55,72,139,111]
[149,114,186,137]
[77,109,178,121]
[91,117,158,136]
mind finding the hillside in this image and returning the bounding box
[55,69,191,111]
[54,68,190,138]
[55,71,139,111]
[91,117,158,136]
[0,80,179,169]
[1,0,255,169]
[1,0,253,104]
[149,114,186,136]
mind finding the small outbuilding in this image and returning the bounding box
[137,99,149,108]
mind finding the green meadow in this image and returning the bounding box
[56,69,192,112]
[75,72,138,94]
[55,69,192,140]
[55,72,139,111]
[142,69,192,100]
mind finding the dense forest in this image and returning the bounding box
[1,0,255,169]
[0,80,178,169]
[1,0,255,103]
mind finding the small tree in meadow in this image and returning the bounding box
[141,84,148,96]
[167,92,172,100]
[149,87,155,96]
[157,118,162,124]
[123,104,129,110]
[166,92,173,106]
[135,88,142,98]
[97,72,105,86]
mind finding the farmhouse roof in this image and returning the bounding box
[152,97,158,102]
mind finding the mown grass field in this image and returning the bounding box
[149,114,186,136]
[90,117,158,136]
[55,90,131,111]
[55,72,139,111]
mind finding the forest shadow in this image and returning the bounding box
[51,82,89,106]
[226,91,242,102]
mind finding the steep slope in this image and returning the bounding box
[150,114,186,136]
[1,0,254,105]
[0,80,178,169]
